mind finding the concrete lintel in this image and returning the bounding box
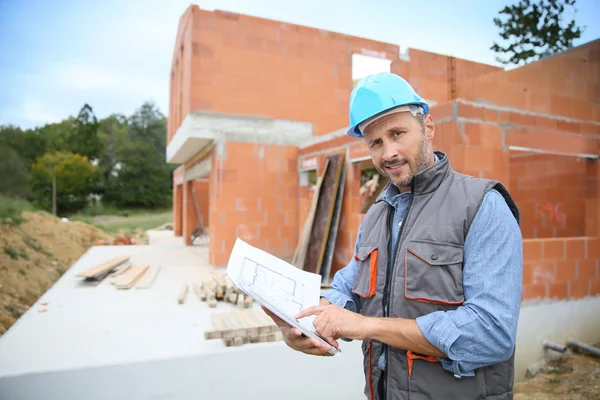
[186,156,213,180]
[167,112,314,163]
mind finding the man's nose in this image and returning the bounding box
[382,142,398,162]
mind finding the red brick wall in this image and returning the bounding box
[168,6,502,143]
[209,142,299,266]
[510,154,587,238]
[522,237,600,301]
[394,48,501,104]
[456,40,600,121]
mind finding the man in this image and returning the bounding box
[264,72,523,400]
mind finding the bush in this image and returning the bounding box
[29,152,99,214]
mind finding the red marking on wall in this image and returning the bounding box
[535,202,566,226]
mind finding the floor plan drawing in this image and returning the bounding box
[226,238,339,355]
[238,257,305,316]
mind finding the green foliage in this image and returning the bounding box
[3,247,18,260]
[19,249,29,260]
[69,104,102,160]
[103,102,173,209]
[2,100,172,216]
[3,305,21,319]
[0,145,30,198]
[29,152,100,214]
[491,0,585,65]
[104,141,172,208]
[0,195,35,226]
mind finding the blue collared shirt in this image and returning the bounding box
[322,157,523,377]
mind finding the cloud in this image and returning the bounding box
[0,97,62,127]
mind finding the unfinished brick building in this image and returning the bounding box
[166,4,600,313]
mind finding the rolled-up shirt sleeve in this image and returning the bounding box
[321,226,362,313]
[416,189,523,377]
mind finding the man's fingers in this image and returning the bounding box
[295,306,327,320]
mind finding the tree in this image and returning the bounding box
[103,141,172,208]
[0,145,29,198]
[97,114,128,190]
[491,0,585,65]
[29,152,99,214]
[69,104,102,160]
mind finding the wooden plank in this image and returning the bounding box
[292,168,326,268]
[178,285,189,304]
[135,266,161,289]
[319,160,346,282]
[76,256,130,280]
[114,265,148,289]
[302,153,345,274]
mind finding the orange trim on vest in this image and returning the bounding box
[353,249,378,298]
[406,350,440,380]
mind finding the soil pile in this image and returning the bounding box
[0,211,111,335]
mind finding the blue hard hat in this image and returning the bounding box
[347,72,430,138]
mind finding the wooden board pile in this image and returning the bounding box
[204,309,284,347]
[76,255,161,290]
[189,272,254,309]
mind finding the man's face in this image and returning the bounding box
[362,112,435,190]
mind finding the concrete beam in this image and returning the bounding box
[167,112,314,164]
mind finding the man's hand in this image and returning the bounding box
[295,303,369,346]
[261,301,335,357]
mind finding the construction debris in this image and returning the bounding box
[204,309,284,347]
[76,256,130,281]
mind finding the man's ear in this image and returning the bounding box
[425,114,434,140]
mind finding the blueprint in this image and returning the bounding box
[226,238,338,355]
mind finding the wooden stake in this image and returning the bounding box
[178,285,189,304]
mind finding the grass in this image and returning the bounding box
[3,247,18,260]
[4,305,22,319]
[0,195,36,226]
[70,208,172,233]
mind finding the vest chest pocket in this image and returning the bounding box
[404,240,465,305]
[352,244,378,298]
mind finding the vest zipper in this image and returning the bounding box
[381,186,414,399]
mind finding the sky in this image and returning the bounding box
[1,0,598,130]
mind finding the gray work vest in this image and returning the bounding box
[353,151,520,400]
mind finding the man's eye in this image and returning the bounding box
[393,131,405,137]
[370,140,381,148]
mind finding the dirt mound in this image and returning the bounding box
[0,211,111,335]
[515,347,600,399]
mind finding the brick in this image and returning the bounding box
[527,261,556,285]
[522,284,547,301]
[569,280,590,299]
[555,260,576,282]
[578,259,598,280]
[523,241,542,262]
[564,239,586,259]
[548,282,569,300]
[587,238,600,258]
[542,240,564,260]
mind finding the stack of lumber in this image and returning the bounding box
[190,272,254,309]
[204,309,284,347]
[76,256,130,281]
[76,256,160,290]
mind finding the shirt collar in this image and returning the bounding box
[381,153,440,205]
